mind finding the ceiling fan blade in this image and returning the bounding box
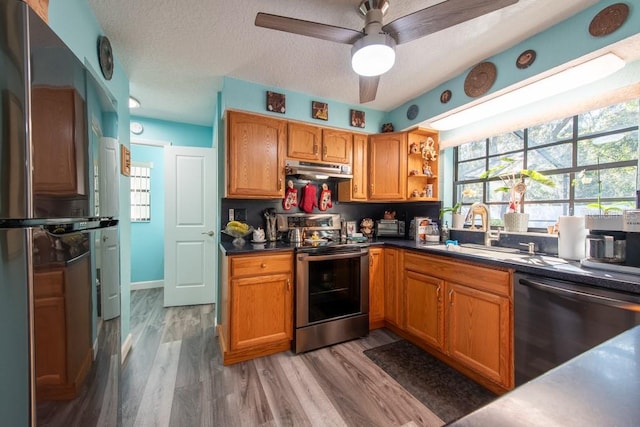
[383,0,519,45]
[359,75,380,103]
[255,13,362,45]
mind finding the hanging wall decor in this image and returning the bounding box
[120,144,131,176]
[516,49,536,69]
[440,90,452,104]
[266,91,286,113]
[464,61,497,98]
[312,101,328,120]
[350,109,365,128]
[589,3,629,37]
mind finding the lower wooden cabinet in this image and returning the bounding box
[219,251,293,365]
[368,247,385,329]
[383,248,403,329]
[400,251,513,392]
[34,253,92,401]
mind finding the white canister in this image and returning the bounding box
[558,216,587,260]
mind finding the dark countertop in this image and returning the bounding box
[219,237,640,294]
[448,324,640,427]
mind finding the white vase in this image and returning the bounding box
[451,213,465,229]
[503,212,529,232]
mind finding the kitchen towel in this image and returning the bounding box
[558,216,587,260]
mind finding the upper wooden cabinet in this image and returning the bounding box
[287,122,353,164]
[368,132,407,200]
[32,87,86,196]
[226,111,286,199]
[338,133,367,201]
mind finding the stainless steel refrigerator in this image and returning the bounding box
[1,1,121,425]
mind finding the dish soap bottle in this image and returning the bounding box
[440,221,450,243]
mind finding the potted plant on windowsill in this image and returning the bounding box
[480,157,556,232]
[439,202,464,229]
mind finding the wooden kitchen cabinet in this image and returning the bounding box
[32,87,86,196]
[368,247,385,329]
[383,248,403,328]
[34,253,92,401]
[287,122,353,165]
[218,251,293,365]
[338,133,367,201]
[402,250,513,392]
[226,111,286,198]
[368,132,407,200]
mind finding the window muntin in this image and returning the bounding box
[130,164,151,222]
[454,100,639,228]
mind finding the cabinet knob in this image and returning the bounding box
[287,278,291,291]
[278,178,282,191]
[354,184,358,193]
[436,285,441,300]
[323,145,327,156]
[448,289,454,305]
[313,144,319,155]
[261,263,267,269]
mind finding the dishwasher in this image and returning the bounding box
[514,272,640,385]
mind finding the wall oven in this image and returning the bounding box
[294,245,369,353]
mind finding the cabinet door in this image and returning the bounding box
[369,247,385,329]
[230,273,293,350]
[287,122,322,161]
[405,270,445,350]
[368,132,406,200]
[227,111,286,198]
[322,129,353,164]
[338,133,367,201]
[383,248,403,328]
[32,87,86,196]
[34,296,66,386]
[447,282,511,387]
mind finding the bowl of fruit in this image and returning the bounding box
[223,221,254,245]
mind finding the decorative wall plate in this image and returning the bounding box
[516,49,536,69]
[440,90,452,104]
[589,3,629,37]
[464,62,497,98]
[97,35,114,81]
[406,104,419,120]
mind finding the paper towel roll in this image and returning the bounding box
[558,216,587,260]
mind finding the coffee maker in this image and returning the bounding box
[584,210,640,268]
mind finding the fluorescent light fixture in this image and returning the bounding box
[129,96,141,108]
[430,53,626,131]
[351,33,396,77]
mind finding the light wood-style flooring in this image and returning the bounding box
[123,288,444,427]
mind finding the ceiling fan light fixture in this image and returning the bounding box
[351,33,396,77]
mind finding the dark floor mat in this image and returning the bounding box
[364,340,496,423]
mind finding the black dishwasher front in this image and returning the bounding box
[514,272,640,385]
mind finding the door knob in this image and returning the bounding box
[201,231,215,237]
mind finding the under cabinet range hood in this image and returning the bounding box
[285,160,353,180]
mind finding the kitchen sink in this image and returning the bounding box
[424,243,569,265]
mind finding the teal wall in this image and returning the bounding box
[130,116,214,284]
[221,77,387,134]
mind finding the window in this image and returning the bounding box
[130,163,151,222]
[454,99,639,229]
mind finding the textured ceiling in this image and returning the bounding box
[87,0,602,126]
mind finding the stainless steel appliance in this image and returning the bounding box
[375,219,405,237]
[277,213,369,352]
[295,244,369,353]
[284,160,352,180]
[514,272,640,385]
[1,2,120,425]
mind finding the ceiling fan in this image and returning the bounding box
[255,0,519,103]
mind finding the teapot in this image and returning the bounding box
[288,228,302,243]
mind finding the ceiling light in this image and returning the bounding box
[129,96,141,109]
[351,33,396,77]
[430,53,626,131]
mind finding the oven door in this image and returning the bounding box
[296,248,369,328]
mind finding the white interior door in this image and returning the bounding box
[99,137,120,320]
[164,146,217,307]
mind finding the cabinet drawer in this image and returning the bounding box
[34,269,64,298]
[230,253,292,277]
[405,251,511,297]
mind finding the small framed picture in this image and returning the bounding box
[120,144,131,176]
[266,91,286,114]
[312,101,328,120]
[350,109,365,128]
[346,221,357,237]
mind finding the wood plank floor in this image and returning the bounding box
[123,288,444,427]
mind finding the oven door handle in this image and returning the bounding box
[298,251,367,262]
[519,278,640,311]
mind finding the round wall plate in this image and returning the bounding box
[516,49,536,69]
[440,90,452,104]
[130,121,144,135]
[98,35,114,81]
[464,62,497,98]
[406,104,419,120]
[589,3,629,37]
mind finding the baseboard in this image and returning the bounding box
[130,280,163,290]
[121,333,133,364]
